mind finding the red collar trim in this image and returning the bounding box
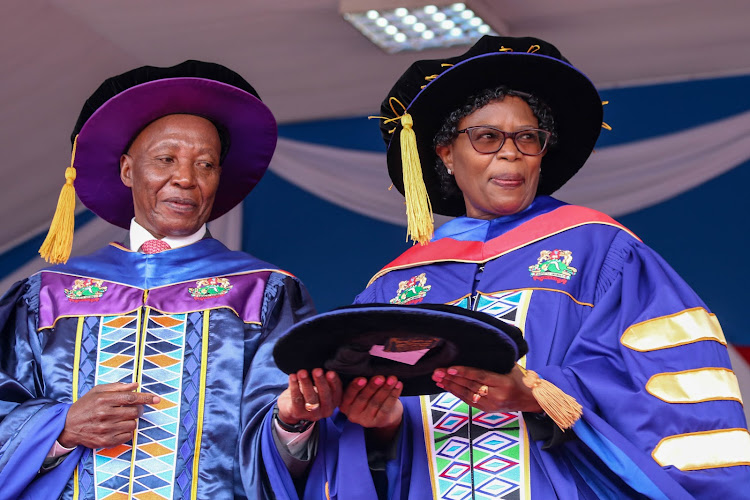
[369,205,638,286]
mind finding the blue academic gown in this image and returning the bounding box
[0,238,315,500]
[266,196,750,499]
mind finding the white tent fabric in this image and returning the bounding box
[555,109,750,215]
[269,109,750,225]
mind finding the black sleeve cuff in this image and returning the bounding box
[523,412,577,449]
[366,424,402,471]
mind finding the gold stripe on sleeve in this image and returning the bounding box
[621,307,726,352]
[652,429,750,470]
[646,368,743,404]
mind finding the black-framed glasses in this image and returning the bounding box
[457,126,552,156]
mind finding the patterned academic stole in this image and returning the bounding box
[421,290,533,500]
[87,310,190,500]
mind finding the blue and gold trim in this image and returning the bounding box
[191,311,210,500]
[72,317,84,500]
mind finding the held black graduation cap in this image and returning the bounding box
[273,303,528,397]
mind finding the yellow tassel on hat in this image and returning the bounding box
[39,136,78,264]
[399,112,434,245]
[519,365,583,430]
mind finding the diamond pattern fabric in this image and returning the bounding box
[140,240,172,254]
[91,311,188,500]
[423,291,532,499]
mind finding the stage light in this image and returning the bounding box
[341,1,503,53]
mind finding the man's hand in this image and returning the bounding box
[339,375,403,442]
[432,365,542,413]
[58,382,160,449]
[276,368,343,425]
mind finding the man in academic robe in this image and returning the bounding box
[0,61,317,499]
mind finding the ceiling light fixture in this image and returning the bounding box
[340,0,506,53]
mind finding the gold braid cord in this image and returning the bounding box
[519,365,583,430]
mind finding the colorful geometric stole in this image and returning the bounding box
[70,308,208,500]
[421,290,533,500]
[41,268,273,499]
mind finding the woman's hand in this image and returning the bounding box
[276,368,343,425]
[339,375,403,442]
[432,365,542,413]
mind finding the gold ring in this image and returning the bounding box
[471,393,481,403]
[304,402,320,412]
[478,385,489,397]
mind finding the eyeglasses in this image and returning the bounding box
[456,126,552,156]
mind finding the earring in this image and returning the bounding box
[447,169,453,175]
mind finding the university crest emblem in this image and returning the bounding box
[65,278,108,302]
[529,249,578,284]
[390,273,431,305]
[189,277,233,300]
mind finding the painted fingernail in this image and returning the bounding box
[374,376,384,386]
[326,371,336,381]
[387,376,396,386]
[447,368,458,375]
[298,371,308,379]
[434,370,445,378]
[396,381,403,390]
[357,378,367,387]
[312,368,323,377]
[436,383,445,389]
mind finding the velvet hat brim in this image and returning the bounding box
[273,303,528,397]
[380,36,603,216]
[72,61,277,228]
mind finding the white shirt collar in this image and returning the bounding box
[129,218,207,252]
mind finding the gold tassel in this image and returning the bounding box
[399,112,433,245]
[39,136,79,264]
[519,365,582,430]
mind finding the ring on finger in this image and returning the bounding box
[478,384,489,397]
[304,402,320,412]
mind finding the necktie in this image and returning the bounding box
[140,239,171,254]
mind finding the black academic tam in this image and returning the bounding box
[273,303,528,396]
